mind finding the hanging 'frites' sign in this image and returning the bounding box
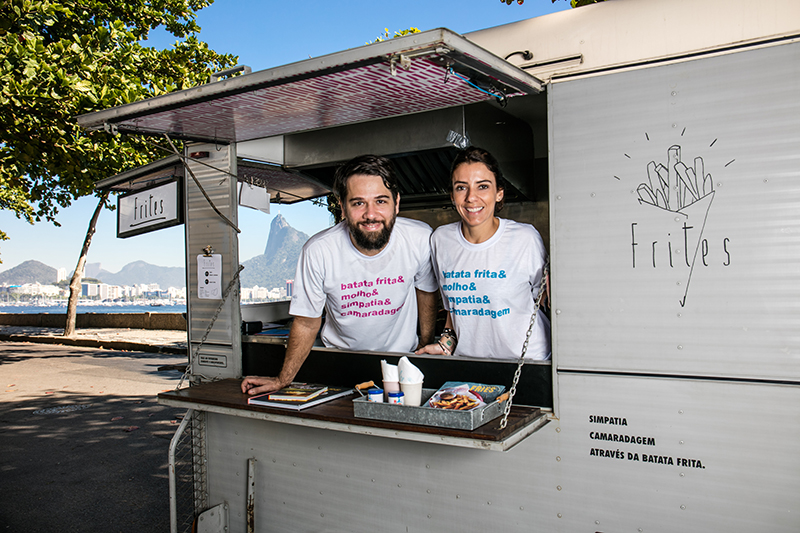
[117,178,183,238]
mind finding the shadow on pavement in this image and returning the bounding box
[0,374,188,531]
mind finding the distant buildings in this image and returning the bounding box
[0,281,186,303]
[240,284,289,303]
[2,278,289,305]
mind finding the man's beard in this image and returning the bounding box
[348,216,395,251]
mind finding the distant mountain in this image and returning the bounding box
[240,214,309,289]
[0,260,57,285]
[84,262,103,279]
[96,261,186,289]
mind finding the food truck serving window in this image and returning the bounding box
[83,28,551,450]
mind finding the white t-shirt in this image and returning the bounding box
[290,217,438,352]
[430,218,551,360]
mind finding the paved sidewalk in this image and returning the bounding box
[0,341,188,533]
[0,325,188,355]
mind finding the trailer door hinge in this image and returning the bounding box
[195,502,229,533]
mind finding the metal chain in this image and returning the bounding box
[178,264,244,389]
[500,261,549,429]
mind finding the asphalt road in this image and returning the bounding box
[0,341,188,533]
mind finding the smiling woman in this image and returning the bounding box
[416,146,551,361]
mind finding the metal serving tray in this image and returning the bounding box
[353,389,506,431]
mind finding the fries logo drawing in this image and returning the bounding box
[629,141,732,307]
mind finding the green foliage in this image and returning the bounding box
[548,0,604,7]
[369,27,421,44]
[0,0,237,253]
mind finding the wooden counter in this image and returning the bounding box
[158,379,549,451]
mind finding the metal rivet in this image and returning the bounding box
[321,513,325,517]
[671,91,677,96]
[520,506,525,511]
[398,484,402,488]
[346,474,350,478]
[681,505,686,510]
[679,410,684,414]
[320,491,323,495]
[764,179,769,183]
[556,195,562,200]
[556,456,561,462]
[487,501,492,505]
[428,514,431,519]
[555,427,561,433]
[672,123,677,128]
[555,309,561,315]
[677,313,682,318]
[456,494,460,499]
[596,520,601,525]
[557,485,562,491]
[293,463,296,466]
[319,468,323,472]
[590,192,596,197]
[677,345,683,350]
[680,440,684,444]
[680,472,685,477]
[426,464,430,469]
[639,529,644,532]
[558,513,563,518]
[427,489,431,494]
[676,281,681,286]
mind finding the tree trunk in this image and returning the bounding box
[64,192,109,338]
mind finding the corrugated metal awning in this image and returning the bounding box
[77,28,543,144]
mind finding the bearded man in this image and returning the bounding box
[242,155,438,396]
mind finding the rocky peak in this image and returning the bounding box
[264,214,308,258]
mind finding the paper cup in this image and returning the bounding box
[400,381,423,407]
[383,381,400,402]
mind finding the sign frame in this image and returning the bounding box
[116,177,184,238]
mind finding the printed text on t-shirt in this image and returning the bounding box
[339,275,406,318]
[442,269,509,319]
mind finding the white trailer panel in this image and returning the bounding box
[550,40,800,380]
[193,372,800,532]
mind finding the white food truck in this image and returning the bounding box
[79,0,800,531]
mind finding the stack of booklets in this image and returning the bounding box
[247,382,354,410]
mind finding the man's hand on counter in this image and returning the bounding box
[241,376,286,396]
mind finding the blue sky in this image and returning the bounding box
[0,0,568,274]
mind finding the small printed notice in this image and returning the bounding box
[197,254,222,299]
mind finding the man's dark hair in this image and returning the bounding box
[450,146,506,212]
[332,155,400,203]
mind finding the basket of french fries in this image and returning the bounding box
[353,382,507,430]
